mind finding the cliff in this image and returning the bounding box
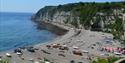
[32,2,125,40]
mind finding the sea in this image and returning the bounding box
[0,12,57,52]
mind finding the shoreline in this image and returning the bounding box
[0,22,124,63]
[0,21,68,53]
[32,21,77,51]
[34,21,69,36]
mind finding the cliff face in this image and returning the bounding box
[32,2,125,40]
[32,6,80,26]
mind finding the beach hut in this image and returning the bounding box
[105,47,111,52]
[123,50,125,54]
[121,50,125,54]
[109,47,114,52]
[117,47,122,52]
[113,47,117,52]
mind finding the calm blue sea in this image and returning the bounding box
[0,12,57,52]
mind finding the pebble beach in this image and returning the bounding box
[0,22,124,63]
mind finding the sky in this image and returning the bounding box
[0,0,123,13]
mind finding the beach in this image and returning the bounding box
[0,22,124,63]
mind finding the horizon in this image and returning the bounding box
[0,0,124,13]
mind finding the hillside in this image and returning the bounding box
[32,2,125,41]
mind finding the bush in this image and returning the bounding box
[92,57,121,63]
[0,59,9,63]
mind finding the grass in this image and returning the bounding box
[0,59,9,63]
[92,56,122,63]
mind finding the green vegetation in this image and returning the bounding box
[92,56,122,63]
[39,58,50,63]
[110,17,124,39]
[0,59,9,63]
[35,1,125,41]
[70,18,79,28]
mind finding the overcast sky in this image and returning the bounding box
[0,0,123,13]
